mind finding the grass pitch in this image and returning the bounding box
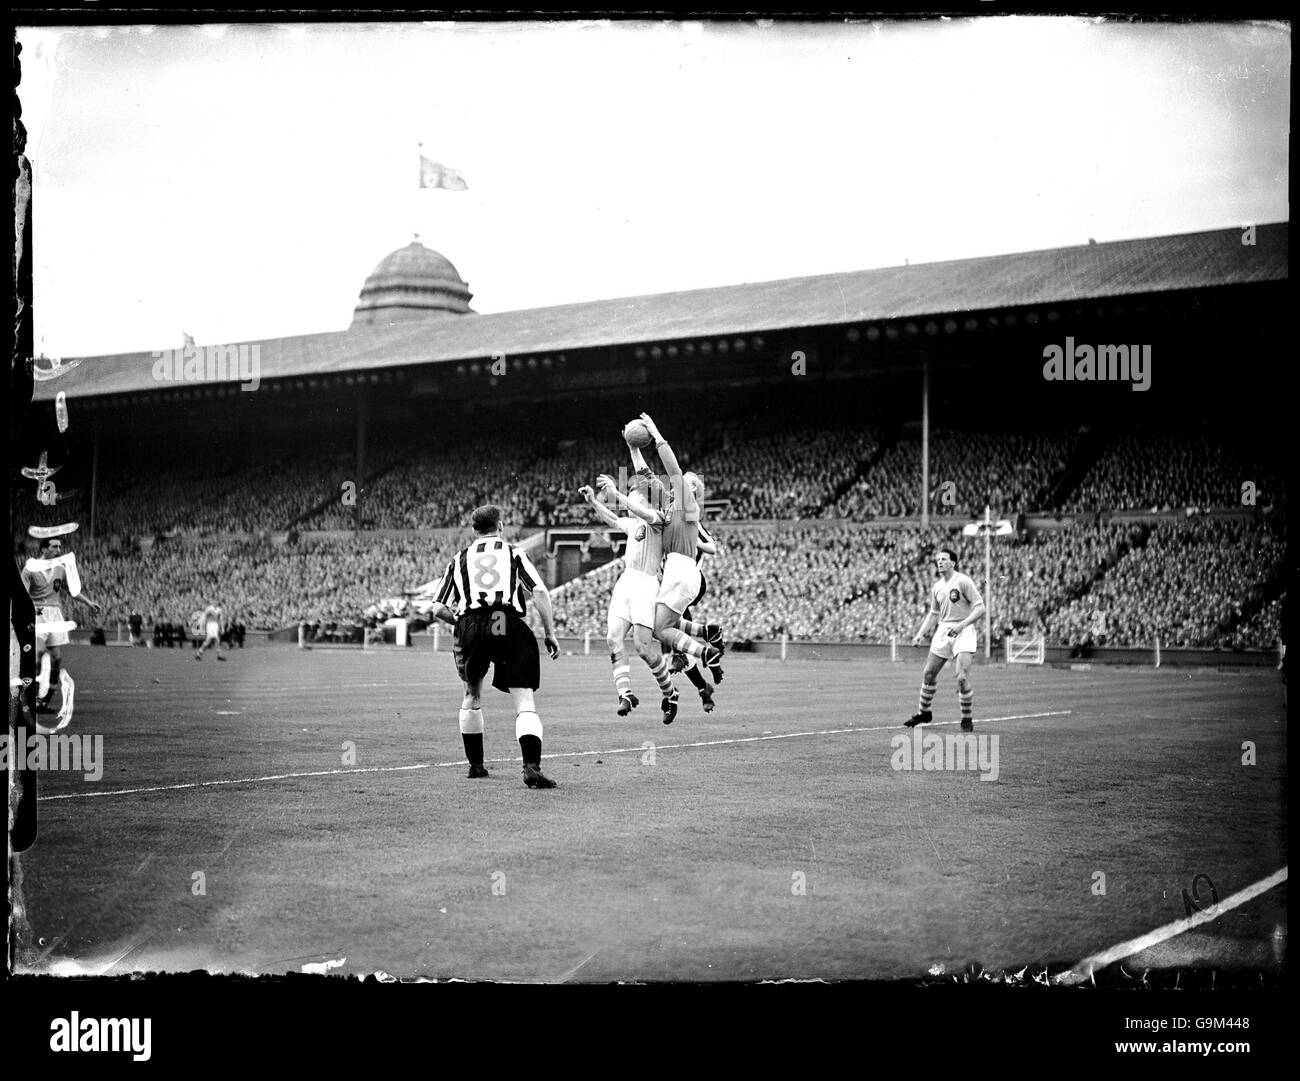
[13,645,1287,982]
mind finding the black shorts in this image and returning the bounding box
[453,607,541,693]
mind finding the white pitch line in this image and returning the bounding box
[1055,866,1289,985]
[37,710,1071,802]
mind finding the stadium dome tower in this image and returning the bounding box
[350,237,474,327]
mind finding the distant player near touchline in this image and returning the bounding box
[629,413,724,724]
[577,473,677,719]
[905,547,986,732]
[427,504,561,789]
[195,603,226,661]
[21,532,101,731]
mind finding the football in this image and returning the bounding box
[622,419,653,448]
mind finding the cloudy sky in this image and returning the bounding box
[16,17,1290,359]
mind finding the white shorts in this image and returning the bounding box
[35,606,73,648]
[609,569,658,630]
[930,621,977,659]
[657,553,702,615]
[206,620,220,639]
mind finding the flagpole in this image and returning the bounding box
[415,140,424,244]
[966,506,1011,662]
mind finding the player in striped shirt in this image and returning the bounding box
[627,413,724,724]
[669,520,723,711]
[905,548,986,732]
[579,475,677,718]
[428,505,561,789]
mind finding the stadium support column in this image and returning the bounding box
[354,390,368,533]
[920,359,930,529]
[89,426,100,542]
[983,515,991,660]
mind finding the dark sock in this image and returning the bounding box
[462,732,484,765]
[518,734,541,767]
[683,664,707,690]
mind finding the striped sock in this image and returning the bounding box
[645,654,675,695]
[958,688,974,723]
[918,682,937,714]
[610,649,631,697]
[679,618,707,636]
[662,628,706,658]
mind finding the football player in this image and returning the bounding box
[21,532,101,730]
[428,505,561,789]
[195,603,226,660]
[625,414,723,724]
[579,474,677,718]
[905,548,986,732]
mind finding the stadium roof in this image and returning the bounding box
[33,221,1288,401]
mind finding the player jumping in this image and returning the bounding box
[21,531,101,731]
[631,413,724,724]
[905,548,986,732]
[670,518,723,713]
[578,475,678,718]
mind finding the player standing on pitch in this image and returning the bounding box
[631,413,724,724]
[428,504,561,789]
[195,602,226,660]
[905,548,986,732]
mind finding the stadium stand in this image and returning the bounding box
[20,421,1285,651]
[832,430,1079,519]
[1064,431,1288,512]
[551,518,1284,649]
[1044,517,1287,648]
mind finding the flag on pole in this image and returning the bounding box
[419,154,468,191]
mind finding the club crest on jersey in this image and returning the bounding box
[949,588,961,602]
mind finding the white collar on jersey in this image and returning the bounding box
[26,553,76,571]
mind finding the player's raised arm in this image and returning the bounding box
[640,413,697,516]
[625,442,669,508]
[639,413,680,481]
[581,483,624,530]
[596,474,663,525]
